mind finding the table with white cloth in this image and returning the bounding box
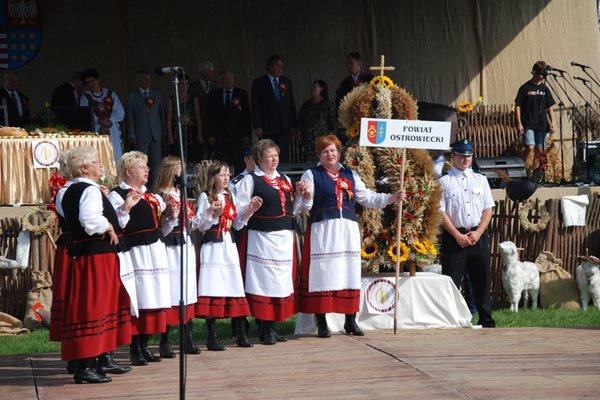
[0,135,116,205]
[295,272,473,334]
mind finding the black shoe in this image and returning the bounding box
[206,318,226,351]
[140,344,162,362]
[66,360,79,374]
[129,338,148,366]
[185,321,201,354]
[344,314,365,336]
[261,321,277,345]
[98,352,132,374]
[315,314,331,338]
[234,317,253,348]
[74,368,112,384]
[159,342,176,358]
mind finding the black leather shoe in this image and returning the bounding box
[98,352,132,374]
[73,368,112,384]
[159,342,176,358]
[66,360,79,374]
[316,314,331,338]
[261,321,277,345]
[129,353,148,366]
[140,344,162,362]
[344,314,365,336]
[206,337,226,351]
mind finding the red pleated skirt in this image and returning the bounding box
[238,228,298,322]
[165,304,196,326]
[194,296,250,318]
[298,226,360,314]
[131,308,167,335]
[60,253,131,361]
[49,244,70,342]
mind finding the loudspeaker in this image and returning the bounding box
[473,157,527,188]
[277,162,312,184]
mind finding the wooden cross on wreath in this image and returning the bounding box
[370,54,395,77]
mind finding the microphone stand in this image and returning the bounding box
[550,73,588,181]
[544,78,567,182]
[575,64,600,87]
[169,68,188,400]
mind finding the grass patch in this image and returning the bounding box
[1,309,598,356]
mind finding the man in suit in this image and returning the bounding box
[207,70,251,174]
[0,72,31,127]
[51,71,84,107]
[251,54,297,163]
[125,69,167,180]
[334,52,374,107]
[189,61,217,159]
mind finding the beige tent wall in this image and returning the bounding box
[11,0,600,138]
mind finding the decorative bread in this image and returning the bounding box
[0,126,28,137]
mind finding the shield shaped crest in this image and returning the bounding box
[0,0,41,69]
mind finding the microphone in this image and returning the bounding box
[573,76,590,84]
[571,61,590,69]
[154,66,182,75]
[549,66,567,74]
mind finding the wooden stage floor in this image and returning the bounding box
[1,327,599,399]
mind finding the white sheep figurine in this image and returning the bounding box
[498,241,540,312]
[575,256,600,310]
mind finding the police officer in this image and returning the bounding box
[439,139,496,327]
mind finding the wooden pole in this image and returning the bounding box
[393,148,407,335]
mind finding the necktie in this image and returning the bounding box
[205,81,210,94]
[273,78,281,100]
[10,92,21,116]
[225,90,231,106]
[143,90,148,99]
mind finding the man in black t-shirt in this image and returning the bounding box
[514,60,556,169]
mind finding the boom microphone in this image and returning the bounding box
[549,66,567,74]
[573,76,590,83]
[571,61,590,69]
[154,66,182,75]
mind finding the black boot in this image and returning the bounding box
[344,313,365,336]
[259,320,287,342]
[66,359,80,374]
[205,318,225,351]
[140,334,161,362]
[261,321,276,345]
[159,328,176,358]
[185,320,200,354]
[129,335,148,366]
[235,317,253,348]
[73,358,112,384]
[315,313,331,338]
[98,352,132,374]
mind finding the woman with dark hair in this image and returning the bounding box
[166,74,203,161]
[235,139,303,344]
[295,134,404,338]
[60,145,132,383]
[297,80,337,162]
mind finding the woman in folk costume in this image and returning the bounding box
[59,145,132,384]
[295,135,404,337]
[236,139,303,345]
[108,151,178,365]
[192,161,252,350]
[152,156,200,356]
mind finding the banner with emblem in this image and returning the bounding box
[0,0,41,69]
[360,118,451,150]
[364,278,397,314]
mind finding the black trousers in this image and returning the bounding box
[440,229,496,327]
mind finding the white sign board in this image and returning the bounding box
[32,139,60,168]
[359,118,452,150]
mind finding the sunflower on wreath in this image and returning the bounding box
[339,63,443,272]
[455,96,483,114]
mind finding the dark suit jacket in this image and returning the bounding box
[207,87,251,168]
[335,72,374,106]
[189,78,218,130]
[51,81,79,107]
[251,74,296,138]
[0,87,30,127]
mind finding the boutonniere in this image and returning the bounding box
[143,191,161,216]
[336,177,354,208]
[278,178,293,192]
[145,96,155,112]
[279,81,288,97]
[231,97,242,111]
[103,95,113,107]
